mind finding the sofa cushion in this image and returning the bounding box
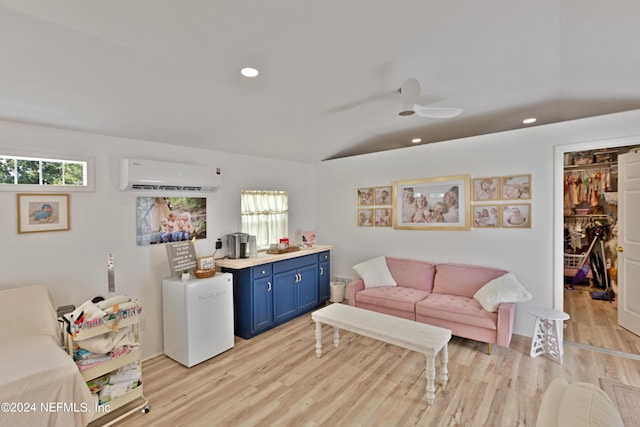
[352,256,397,288]
[416,293,498,330]
[385,257,436,292]
[432,263,508,298]
[473,273,532,312]
[356,286,430,313]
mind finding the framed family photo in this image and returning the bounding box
[501,175,531,200]
[472,205,501,227]
[472,177,499,201]
[374,207,392,227]
[393,175,471,230]
[503,203,531,228]
[17,193,70,233]
[375,186,392,205]
[357,208,373,226]
[357,187,373,206]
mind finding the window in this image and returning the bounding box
[0,154,91,191]
[241,190,288,250]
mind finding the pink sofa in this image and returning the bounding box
[346,257,516,354]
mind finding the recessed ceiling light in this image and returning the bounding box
[240,67,259,78]
[523,117,537,124]
[411,138,422,143]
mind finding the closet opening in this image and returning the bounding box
[561,143,639,354]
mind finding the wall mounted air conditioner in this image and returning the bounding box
[120,158,221,192]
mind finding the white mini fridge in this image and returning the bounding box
[162,273,235,367]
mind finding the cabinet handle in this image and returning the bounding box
[262,270,266,274]
[267,281,272,291]
[320,267,324,276]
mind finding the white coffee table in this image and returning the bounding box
[311,303,451,404]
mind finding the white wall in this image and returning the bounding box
[316,109,640,337]
[3,109,640,357]
[0,120,317,359]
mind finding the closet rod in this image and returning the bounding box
[564,162,617,172]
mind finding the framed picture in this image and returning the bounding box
[375,186,392,205]
[17,193,70,233]
[472,205,501,227]
[393,175,471,230]
[374,208,392,227]
[472,177,499,201]
[136,197,207,246]
[357,187,373,206]
[501,175,531,200]
[197,256,215,270]
[357,208,373,226]
[502,203,531,228]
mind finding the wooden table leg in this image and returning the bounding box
[333,326,340,348]
[425,354,436,405]
[315,321,322,358]
[439,344,449,387]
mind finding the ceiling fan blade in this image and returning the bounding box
[413,105,463,119]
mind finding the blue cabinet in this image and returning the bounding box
[252,276,273,332]
[318,251,330,303]
[222,250,330,339]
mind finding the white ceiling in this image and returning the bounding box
[1,1,640,164]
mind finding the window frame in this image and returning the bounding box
[240,189,289,251]
[0,150,94,192]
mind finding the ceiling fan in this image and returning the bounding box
[398,78,463,118]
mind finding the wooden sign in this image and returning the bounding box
[165,241,197,277]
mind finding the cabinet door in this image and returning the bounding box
[318,260,330,303]
[298,264,319,312]
[253,277,274,332]
[273,271,298,323]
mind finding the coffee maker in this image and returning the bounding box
[226,233,250,259]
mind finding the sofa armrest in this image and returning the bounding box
[346,279,364,306]
[496,302,516,348]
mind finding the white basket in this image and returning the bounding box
[330,282,345,303]
[564,253,586,268]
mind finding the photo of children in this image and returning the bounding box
[357,208,373,226]
[503,204,531,228]
[375,186,392,205]
[501,175,531,200]
[136,197,207,245]
[398,184,461,225]
[473,177,498,201]
[473,205,500,227]
[357,188,373,206]
[374,208,392,227]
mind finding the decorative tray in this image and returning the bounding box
[266,246,300,254]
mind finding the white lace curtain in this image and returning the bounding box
[241,190,288,249]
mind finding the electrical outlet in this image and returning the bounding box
[216,239,222,249]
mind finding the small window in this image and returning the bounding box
[241,190,288,250]
[0,154,91,191]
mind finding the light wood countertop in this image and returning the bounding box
[215,244,334,270]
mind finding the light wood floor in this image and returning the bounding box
[564,283,640,354]
[95,302,640,427]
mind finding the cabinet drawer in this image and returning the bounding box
[318,251,330,262]
[273,253,318,274]
[252,264,272,278]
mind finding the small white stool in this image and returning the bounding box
[528,307,570,364]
